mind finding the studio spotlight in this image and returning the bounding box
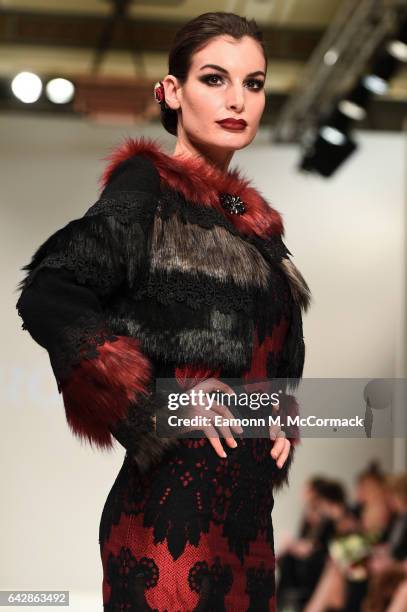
[339,82,371,120]
[387,40,407,62]
[11,71,42,103]
[345,82,372,107]
[338,100,367,121]
[363,74,389,95]
[324,49,339,66]
[387,21,407,62]
[321,107,352,137]
[320,126,347,146]
[364,50,399,94]
[299,132,357,178]
[45,78,75,104]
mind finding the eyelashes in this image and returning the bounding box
[199,74,265,91]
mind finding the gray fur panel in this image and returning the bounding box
[279,257,312,312]
[150,212,271,290]
[107,310,254,372]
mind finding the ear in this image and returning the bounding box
[162,74,181,110]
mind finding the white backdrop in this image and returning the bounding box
[1,113,405,610]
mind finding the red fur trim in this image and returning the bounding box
[175,364,223,391]
[60,336,152,450]
[99,136,284,240]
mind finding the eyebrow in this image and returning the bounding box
[199,64,265,78]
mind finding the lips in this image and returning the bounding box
[217,119,247,129]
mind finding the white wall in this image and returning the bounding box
[1,113,405,608]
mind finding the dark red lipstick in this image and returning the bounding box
[216,118,247,130]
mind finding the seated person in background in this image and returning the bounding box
[303,461,394,612]
[276,476,348,610]
[362,472,407,612]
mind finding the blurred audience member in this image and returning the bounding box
[277,463,407,612]
[276,476,347,610]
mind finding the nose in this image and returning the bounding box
[226,83,245,112]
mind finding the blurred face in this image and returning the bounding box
[163,34,266,168]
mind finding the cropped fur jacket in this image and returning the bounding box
[16,137,311,487]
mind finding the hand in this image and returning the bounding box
[171,377,243,459]
[269,424,291,469]
[368,552,394,574]
[290,538,314,558]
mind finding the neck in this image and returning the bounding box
[172,137,234,173]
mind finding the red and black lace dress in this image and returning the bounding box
[16,138,310,611]
[98,313,298,610]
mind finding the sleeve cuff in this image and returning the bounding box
[59,335,152,449]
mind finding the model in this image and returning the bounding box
[15,11,311,612]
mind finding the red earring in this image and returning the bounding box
[153,81,166,106]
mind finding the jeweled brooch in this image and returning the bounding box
[219,193,246,215]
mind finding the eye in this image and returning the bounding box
[246,79,265,90]
[199,74,265,90]
[200,74,224,86]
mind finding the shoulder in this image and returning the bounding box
[100,153,161,198]
[85,152,162,226]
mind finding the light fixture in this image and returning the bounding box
[11,71,42,103]
[338,99,367,120]
[363,74,389,95]
[300,132,357,177]
[339,82,371,120]
[363,50,399,94]
[45,78,75,104]
[387,20,407,62]
[319,126,347,146]
[387,40,407,62]
[324,49,339,66]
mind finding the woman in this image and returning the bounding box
[15,12,311,611]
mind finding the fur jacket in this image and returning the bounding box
[16,136,311,488]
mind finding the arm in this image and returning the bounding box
[269,249,311,487]
[16,155,178,467]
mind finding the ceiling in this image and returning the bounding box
[0,0,406,128]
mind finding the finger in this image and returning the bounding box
[270,432,287,459]
[276,439,290,466]
[269,424,282,440]
[202,424,227,458]
[207,413,237,449]
[203,378,237,397]
[210,401,243,434]
[276,440,291,469]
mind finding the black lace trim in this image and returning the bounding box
[21,252,121,297]
[157,189,238,233]
[48,312,119,388]
[109,389,169,449]
[84,189,157,225]
[132,268,257,315]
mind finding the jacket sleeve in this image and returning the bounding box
[15,155,177,465]
[269,241,312,489]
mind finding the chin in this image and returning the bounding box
[207,132,256,152]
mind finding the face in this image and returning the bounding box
[163,34,266,159]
